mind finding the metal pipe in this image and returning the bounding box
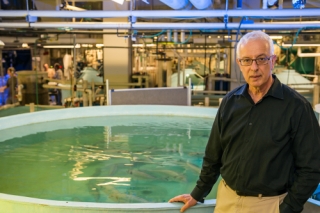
[297,47,320,57]
[31,22,131,29]
[1,9,320,18]
[278,0,283,9]
[262,0,268,9]
[1,22,320,30]
[72,34,76,103]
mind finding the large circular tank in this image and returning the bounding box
[17,71,49,105]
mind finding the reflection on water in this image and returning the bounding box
[0,115,219,203]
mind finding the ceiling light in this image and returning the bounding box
[43,44,81,48]
[112,0,125,4]
[96,44,104,48]
[82,44,93,48]
[270,36,283,40]
[282,43,320,47]
[22,43,29,48]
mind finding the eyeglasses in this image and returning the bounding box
[238,55,274,66]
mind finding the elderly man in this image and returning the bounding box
[169,31,320,213]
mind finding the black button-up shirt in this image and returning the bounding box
[191,75,320,212]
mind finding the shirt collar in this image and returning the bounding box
[234,74,284,100]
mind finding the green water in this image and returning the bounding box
[0,115,219,203]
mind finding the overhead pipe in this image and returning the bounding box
[135,22,320,30]
[31,22,131,29]
[1,9,320,18]
[262,0,268,9]
[297,47,320,57]
[1,21,320,30]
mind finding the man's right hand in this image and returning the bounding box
[168,194,198,212]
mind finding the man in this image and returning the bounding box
[0,67,18,104]
[43,63,55,79]
[43,63,49,72]
[169,30,320,213]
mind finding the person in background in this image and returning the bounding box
[53,63,64,105]
[54,63,64,81]
[169,30,320,213]
[43,63,49,71]
[43,63,55,79]
[0,67,18,104]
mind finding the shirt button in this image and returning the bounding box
[249,123,252,125]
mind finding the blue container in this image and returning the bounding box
[312,184,320,201]
[292,0,306,9]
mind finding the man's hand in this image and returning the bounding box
[168,194,198,212]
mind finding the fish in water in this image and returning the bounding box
[128,169,156,180]
[151,169,187,182]
[102,185,149,203]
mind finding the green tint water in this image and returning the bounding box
[0,115,219,203]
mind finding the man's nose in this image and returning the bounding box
[251,60,259,69]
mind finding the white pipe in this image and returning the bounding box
[189,0,212,9]
[188,78,191,106]
[167,30,171,42]
[297,47,320,57]
[17,84,24,102]
[106,79,109,106]
[47,21,320,29]
[181,30,185,43]
[1,9,320,18]
[262,0,268,9]
[1,22,320,30]
[84,89,93,106]
[82,80,88,107]
[91,81,95,101]
[31,22,131,29]
[132,22,320,30]
[0,37,102,45]
[0,23,29,28]
[173,30,178,43]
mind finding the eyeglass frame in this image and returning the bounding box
[237,55,275,66]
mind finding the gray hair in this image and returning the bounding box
[236,31,274,57]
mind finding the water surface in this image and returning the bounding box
[0,115,218,203]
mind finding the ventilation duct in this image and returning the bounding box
[160,0,189,10]
[189,0,212,9]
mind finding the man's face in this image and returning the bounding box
[236,39,276,89]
